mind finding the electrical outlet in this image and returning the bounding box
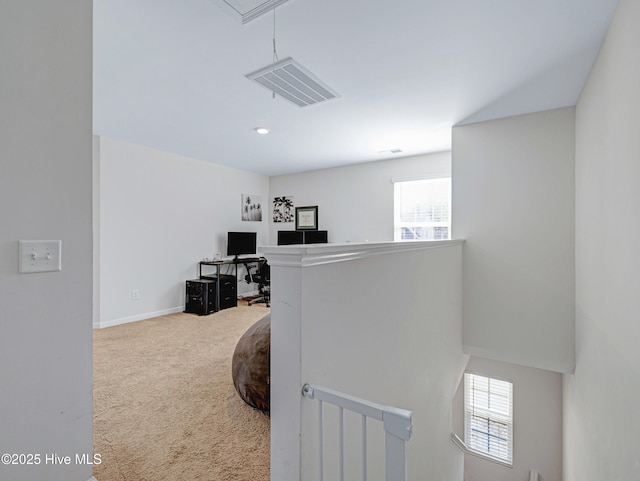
[131,289,140,300]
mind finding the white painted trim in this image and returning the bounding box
[261,239,464,268]
[451,432,467,452]
[239,290,261,299]
[87,476,99,481]
[94,306,184,329]
[451,433,513,468]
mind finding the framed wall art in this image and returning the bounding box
[242,194,263,221]
[273,196,294,223]
[295,205,318,230]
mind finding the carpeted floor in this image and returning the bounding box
[93,301,270,481]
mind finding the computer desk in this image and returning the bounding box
[198,257,265,308]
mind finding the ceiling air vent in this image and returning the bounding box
[245,57,340,107]
[214,0,292,25]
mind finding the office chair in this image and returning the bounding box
[244,260,270,307]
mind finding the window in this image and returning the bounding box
[393,177,451,241]
[464,372,513,465]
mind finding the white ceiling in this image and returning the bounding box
[93,0,619,176]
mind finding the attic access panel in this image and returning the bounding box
[214,0,291,24]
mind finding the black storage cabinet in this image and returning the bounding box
[217,274,237,310]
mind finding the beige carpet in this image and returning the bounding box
[93,301,270,481]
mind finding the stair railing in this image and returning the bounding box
[302,383,413,481]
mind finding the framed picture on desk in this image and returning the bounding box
[295,205,318,230]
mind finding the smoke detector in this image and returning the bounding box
[245,57,340,107]
[214,0,292,24]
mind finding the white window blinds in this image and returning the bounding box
[393,177,451,241]
[464,372,513,465]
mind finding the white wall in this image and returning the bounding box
[564,0,640,479]
[95,136,269,327]
[452,357,563,481]
[0,2,94,481]
[452,107,576,374]
[265,241,467,481]
[269,152,451,244]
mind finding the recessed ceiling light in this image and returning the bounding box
[255,127,270,135]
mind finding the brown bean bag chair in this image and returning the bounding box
[232,313,270,413]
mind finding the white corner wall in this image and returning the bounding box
[452,107,575,374]
[0,2,94,481]
[564,0,640,479]
[95,136,269,328]
[452,357,563,481]
[269,152,451,244]
[264,241,467,481]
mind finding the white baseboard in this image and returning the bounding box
[239,290,260,298]
[94,306,184,329]
[87,476,98,481]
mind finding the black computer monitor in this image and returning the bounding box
[227,231,257,258]
[277,230,304,245]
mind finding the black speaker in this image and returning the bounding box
[277,230,304,245]
[303,230,328,244]
[277,230,328,245]
[185,279,216,315]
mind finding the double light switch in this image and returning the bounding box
[18,240,62,273]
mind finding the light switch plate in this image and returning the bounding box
[19,240,62,273]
